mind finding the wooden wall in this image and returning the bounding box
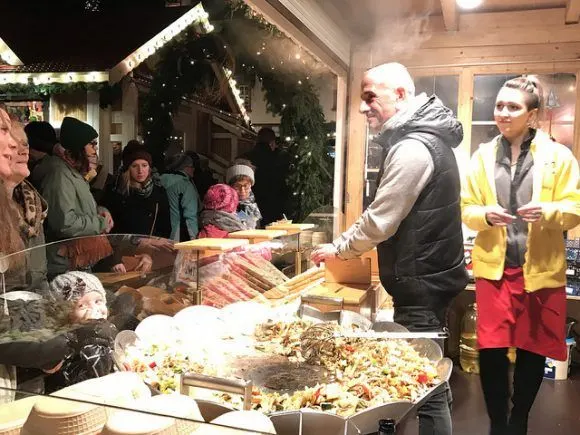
[50,91,87,123]
[344,7,580,237]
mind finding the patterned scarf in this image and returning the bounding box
[200,210,246,233]
[238,193,262,229]
[12,180,48,239]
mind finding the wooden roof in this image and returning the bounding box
[316,0,574,38]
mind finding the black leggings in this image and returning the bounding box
[479,348,546,435]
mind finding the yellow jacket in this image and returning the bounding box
[461,130,580,291]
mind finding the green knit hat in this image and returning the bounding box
[60,117,98,151]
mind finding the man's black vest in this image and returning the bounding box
[374,128,468,310]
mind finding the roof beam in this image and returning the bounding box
[440,0,459,31]
[245,0,349,77]
[566,0,580,24]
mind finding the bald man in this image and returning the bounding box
[312,62,468,435]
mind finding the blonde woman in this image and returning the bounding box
[462,76,580,435]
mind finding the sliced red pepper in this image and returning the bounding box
[149,361,157,369]
[344,345,355,352]
[416,372,429,384]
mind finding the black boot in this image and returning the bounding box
[508,349,546,435]
[479,348,510,435]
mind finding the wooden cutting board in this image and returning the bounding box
[228,229,288,242]
[174,238,249,251]
[305,283,368,305]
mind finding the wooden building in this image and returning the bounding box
[0,2,251,179]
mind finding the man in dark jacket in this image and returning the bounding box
[239,128,289,226]
[311,62,468,435]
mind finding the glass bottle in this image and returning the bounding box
[460,303,479,374]
[378,419,396,434]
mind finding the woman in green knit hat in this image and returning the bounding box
[36,116,114,276]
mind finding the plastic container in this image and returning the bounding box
[460,303,479,374]
[544,338,576,380]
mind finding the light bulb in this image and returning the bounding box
[456,0,482,9]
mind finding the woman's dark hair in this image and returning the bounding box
[502,75,544,113]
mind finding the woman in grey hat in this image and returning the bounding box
[226,159,262,229]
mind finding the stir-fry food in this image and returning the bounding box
[246,320,440,415]
[125,319,441,416]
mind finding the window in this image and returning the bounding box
[238,85,252,112]
[471,73,576,154]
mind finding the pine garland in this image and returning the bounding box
[0,81,121,108]
[141,0,334,219]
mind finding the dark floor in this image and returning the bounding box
[399,366,580,435]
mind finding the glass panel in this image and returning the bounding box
[471,124,500,155]
[472,74,517,122]
[472,73,577,152]
[414,75,459,115]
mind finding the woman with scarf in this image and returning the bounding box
[103,147,171,238]
[101,147,171,273]
[2,118,50,295]
[34,117,114,277]
[226,159,262,229]
[198,184,247,238]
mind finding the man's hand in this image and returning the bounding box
[135,254,153,273]
[485,206,516,226]
[112,263,127,274]
[517,203,543,223]
[311,243,338,266]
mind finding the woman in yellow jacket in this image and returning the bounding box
[462,76,580,435]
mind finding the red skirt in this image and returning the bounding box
[475,267,567,361]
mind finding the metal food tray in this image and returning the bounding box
[117,304,452,435]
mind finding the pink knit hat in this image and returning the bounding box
[203,184,239,213]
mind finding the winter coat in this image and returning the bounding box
[33,155,106,275]
[160,172,201,241]
[240,144,290,226]
[103,184,171,239]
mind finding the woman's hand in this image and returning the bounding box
[112,263,127,274]
[517,203,543,223]
[485,206,516,226]
[135,254,153,273]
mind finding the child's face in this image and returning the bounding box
[71,292,108,323]
[232,177,252,201]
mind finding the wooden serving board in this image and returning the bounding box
[94,271,144,285]
[265,223,316,234]
[228,229,288,243]
[174,238,249,251]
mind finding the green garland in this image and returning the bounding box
[0,81,121,108]
[141,0,333,219]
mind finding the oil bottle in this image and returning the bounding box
[460,303,479,374]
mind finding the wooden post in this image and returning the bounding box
[343,49,371,228]
[333,74,348,235]
[457,68,474,156]
[568,70,580,238]
[99,106,113,176]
